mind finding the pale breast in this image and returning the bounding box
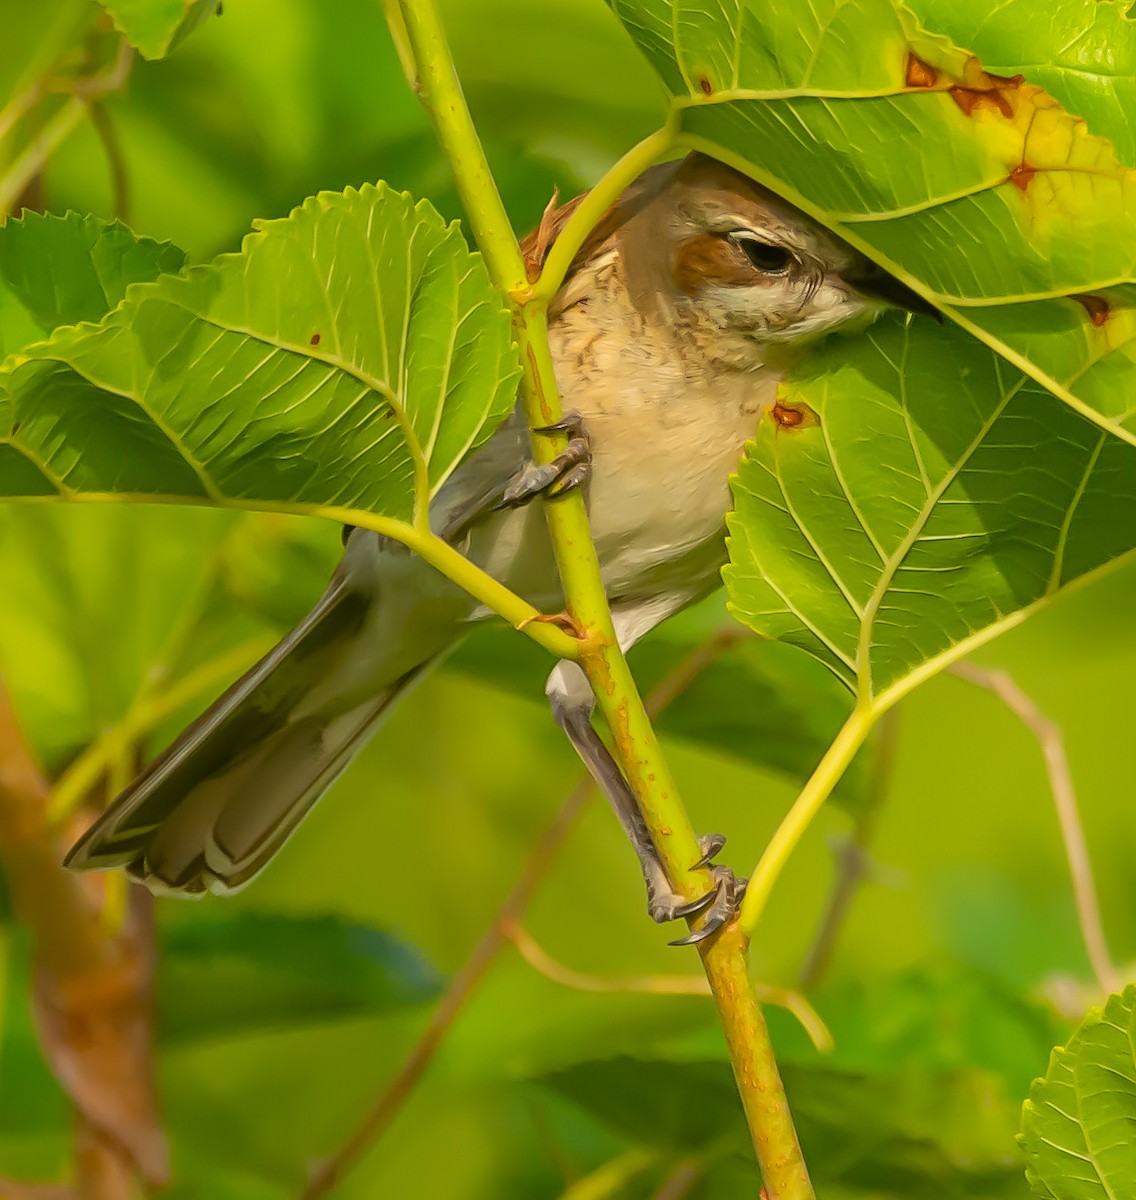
[427,261,779,616]
[549,284,778,602]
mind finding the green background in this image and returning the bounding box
[2,1,1134,1196]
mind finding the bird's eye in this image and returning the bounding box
[733,235,793,275]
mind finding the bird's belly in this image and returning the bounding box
[438,365,777,616]
[579,379,773,601]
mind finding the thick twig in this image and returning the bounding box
[951,663,1118,994]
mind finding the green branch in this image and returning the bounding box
[390,3,814,1194]
[740,705,877,939]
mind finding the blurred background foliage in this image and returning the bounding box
[1,1,1135,1196]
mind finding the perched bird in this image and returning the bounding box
[65,153,932,940]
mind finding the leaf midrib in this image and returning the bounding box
[853,366,1028,700]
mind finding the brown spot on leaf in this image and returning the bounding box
[948,60,1024,119]
[697,74,714,96]
[770,401,818,430]
[1009,162,1038,191]
[1073,294,1112,327]
[673,233,754,293]
[905,52,939,89]
[309,332,321,346]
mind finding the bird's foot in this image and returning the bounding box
[495,413,591,509]
[644,833,747,947]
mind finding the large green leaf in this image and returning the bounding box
[1021,986,1136,1200]
[0,211,186,360]
[725,315,1136,705]
[608,0,1136,443]
[99,0,218,59]
[907,0,1136,168]
[0,504,283,767]
[0,184,519,521]
[545,967,1064,1194]
[540,1054,1029,1194]
[157,911,441,1042]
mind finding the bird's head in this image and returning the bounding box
[612,153,936,370]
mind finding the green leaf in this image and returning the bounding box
[0,184,519,522]
[539,1056,750,1153]
[99,0,218,59]
[0,504,279,767]
[157,911,442,1042]
[1021,985,1136,1200]
[725,316,1136,705]
[907,0,1136,167]
[0,211,186,360]
[540,1051,1029,1193]
[608,0,1136,443]
[773,964,1067,1099]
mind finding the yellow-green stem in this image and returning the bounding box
[315,507,580,661]
[701,926,811,1199]
[740,705,877,938]
[528,122,678,304]
[393,3,815,1194]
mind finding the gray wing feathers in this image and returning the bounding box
[65,580,429,896]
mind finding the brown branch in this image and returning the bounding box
[951,663,1118,994]
[301,630,746,1199]
[0,679,167,1197]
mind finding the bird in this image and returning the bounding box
[64,152,933,941]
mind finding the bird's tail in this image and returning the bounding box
[65,580,437,896]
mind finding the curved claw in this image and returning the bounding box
[668,910,728,946]
[668,870,748,947]
[691,832,727,871]
[671,887,718,920]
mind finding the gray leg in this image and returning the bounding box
[547,661,744,945]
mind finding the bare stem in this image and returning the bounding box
[300,778,593,1200]
[505,919,712,996]
[741,706,876,939]
[951,663,1118,994]
[302,628,758,1198]
[554,1149,662,1200]
[650,1157,704,1200]
[798,708,900,990]
[390,2,813,1193]
[88,101,130,224]
[699,925,810,1199]
[506,920,831,1053]
[0,39,132,218]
